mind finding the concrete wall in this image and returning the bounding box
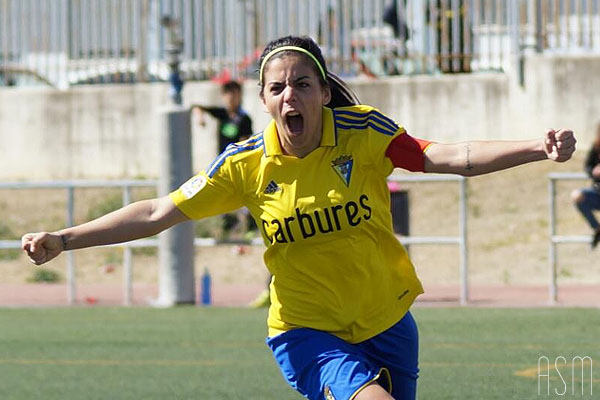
[0,55,598,180]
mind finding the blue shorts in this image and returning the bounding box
[266,311,419,400]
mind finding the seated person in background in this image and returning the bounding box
[572,122,600,249]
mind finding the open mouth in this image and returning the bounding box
[285,112,304,135]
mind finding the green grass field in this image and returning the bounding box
[0,307,597,399]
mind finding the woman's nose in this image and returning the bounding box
[283,85,296,103]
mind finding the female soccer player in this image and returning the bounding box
[22,36,575,400]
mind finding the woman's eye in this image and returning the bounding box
[298,82,309,88]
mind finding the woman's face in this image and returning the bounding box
[261,54,331,157]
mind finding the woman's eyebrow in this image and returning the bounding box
[267,75,311,86]
[293,76,310,83]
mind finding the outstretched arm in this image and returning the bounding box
[21,195,189,265]
[424,129,576,176]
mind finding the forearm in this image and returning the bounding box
[191,104,219,116]
[56,197,183,250]
[425,139,548,176]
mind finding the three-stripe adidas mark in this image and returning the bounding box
[264,180,281,194]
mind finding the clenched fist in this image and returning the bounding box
[21,232,63,266]
[544,129,576,162]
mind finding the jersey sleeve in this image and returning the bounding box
[169,157,244,220]
[384,133,435,172]
[360,107,435,175]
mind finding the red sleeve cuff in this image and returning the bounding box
[385,133,434,172]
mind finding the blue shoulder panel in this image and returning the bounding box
[333,109,399,136]
[206,133,264,178]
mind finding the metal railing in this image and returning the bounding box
[1,0,599,88]
[389,174,469,305]
[0,174,469,305]
[547,172,589,305]
[0,180,157,305]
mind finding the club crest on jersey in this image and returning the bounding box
[331,155,353,187]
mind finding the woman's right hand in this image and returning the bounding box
[21,232,63,266]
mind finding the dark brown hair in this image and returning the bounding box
[258,35,359,108]
[221,80,242,94]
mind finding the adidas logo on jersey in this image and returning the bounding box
[264,180,281,194]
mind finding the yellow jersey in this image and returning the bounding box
[170,105,425,343]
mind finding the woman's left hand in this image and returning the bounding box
[544,129,576,162]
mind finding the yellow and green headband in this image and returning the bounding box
[259,46,327,83]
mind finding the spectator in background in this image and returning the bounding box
[572,122,600,249]
[192,81,256,236]
[383,0,409,41]
[192,80,253,153]
[383,0,410,75]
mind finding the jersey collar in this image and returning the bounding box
[263,107,336,157]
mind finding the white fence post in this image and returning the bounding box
[459,176,469,305]
[549,176,557,304]
[547,172,589,305]
[122,184,133,306]
[66,185,76,305]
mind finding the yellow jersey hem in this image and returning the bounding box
[266,288,423,344]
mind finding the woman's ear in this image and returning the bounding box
[322,86,331,105]
[260,92,269,113]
